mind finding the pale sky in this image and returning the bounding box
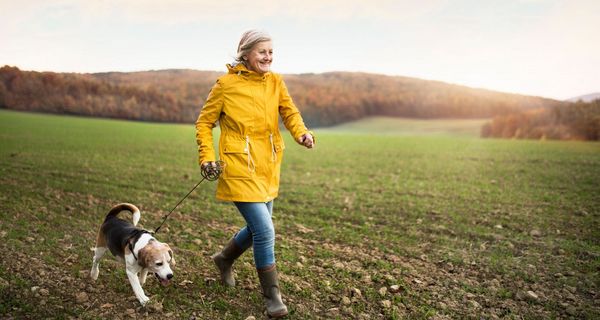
[1,0,599,100]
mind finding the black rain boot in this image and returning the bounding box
[257,265,288,318]
[212,237,246,287]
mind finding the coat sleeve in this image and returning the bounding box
[278,78,313,142]
[195,79,224,165]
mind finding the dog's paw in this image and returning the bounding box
[139,295,150,306]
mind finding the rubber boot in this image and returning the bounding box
[212,237,245,287]
[257,265,288,318]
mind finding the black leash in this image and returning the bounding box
[154,161,225,234]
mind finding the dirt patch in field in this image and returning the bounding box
[2,213,597,319]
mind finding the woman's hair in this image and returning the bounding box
[235,30,272,64]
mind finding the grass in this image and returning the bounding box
[320,116,489,137]
[0,109,599,319]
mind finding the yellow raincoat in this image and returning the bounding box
[195,64,312,202]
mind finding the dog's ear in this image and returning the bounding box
[137,246,150,268]
[166,244,175,265]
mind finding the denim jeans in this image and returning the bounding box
[232,201,275,269]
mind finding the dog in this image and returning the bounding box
[90,203,175,305]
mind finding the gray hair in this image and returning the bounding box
[235,30,272,64]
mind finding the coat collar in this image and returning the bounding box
[226,63,270,81]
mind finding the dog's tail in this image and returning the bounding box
[105,203,141,226]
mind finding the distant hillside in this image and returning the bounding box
[482,99,600,140]
[566,92,600,103]
[0,65,564,127]
[283,72,563,126]
[0,66,195,123]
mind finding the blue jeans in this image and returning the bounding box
[232,201,275,269]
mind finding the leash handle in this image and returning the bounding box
[201,160,226,181]
[154,161,225,234]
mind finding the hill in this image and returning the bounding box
[566,92,600,103]
[0,65,564,127]
[0,66,195,123]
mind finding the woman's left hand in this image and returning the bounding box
[298,133,314,149]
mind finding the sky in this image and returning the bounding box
[1,0,599,100]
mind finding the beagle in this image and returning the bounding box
[90,203,175,305]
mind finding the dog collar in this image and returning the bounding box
[128,229,151,261]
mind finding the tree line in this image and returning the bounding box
[0,65,567,129]
[0,66,199,123]
[92,69,565,126]
[481,99,600,140]
[283,72,563,126]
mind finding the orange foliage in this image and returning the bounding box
[1,65,564,128]
[0,66,198,122]
[481,100,600,140]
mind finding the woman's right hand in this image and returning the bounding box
[202,161,217,170]
[201,161,223,180]
[202,161,217,175]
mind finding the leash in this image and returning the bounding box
[153,161,225,234]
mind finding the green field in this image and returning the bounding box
[1,109,599,319]
[322,116,489,137]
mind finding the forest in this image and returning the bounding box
[481,99,600,140]
[1,65,598,140]
[0,65,561,125]
[0,66,197,123]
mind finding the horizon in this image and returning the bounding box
[2,0,599,100]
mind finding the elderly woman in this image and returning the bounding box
[195,29,314,318]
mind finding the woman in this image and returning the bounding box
[195,29,314,318]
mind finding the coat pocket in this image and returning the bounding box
[221,142,252,179]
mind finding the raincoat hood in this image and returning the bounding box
[226,63,271,80]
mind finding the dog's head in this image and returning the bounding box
[138,240,175,286]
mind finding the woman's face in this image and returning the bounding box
[245,41,273,75]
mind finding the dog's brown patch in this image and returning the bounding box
[95,230,106,248]
[137,241,171,269]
